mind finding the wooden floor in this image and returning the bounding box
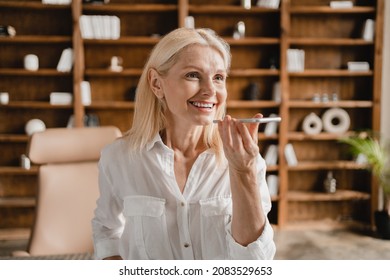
[1,226,390,259]
[274,225,390,260]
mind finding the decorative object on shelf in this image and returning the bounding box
[0,25,16,37]
[264,144,278,166]
[340,132,390,239]
[233,21,245,39]
[323,171,337,193]
[24,54,39,71]
[184,16,195,29]
[243,82,260,100]
[329,1,353,8]
[284,143,298,166]
[321,93,329,103]
[257,0,280,8]
[331,93,339,102]
[81,81,91,105]
[287,49,305,72]
[20,154,31,170]
[362,19,375,42]
[241,0,251,9]
[25,119,46,136]
[85,114,100,127]
[50,92,72,105]
[302,112,322,135]
[266,174,279,196]
[269,56,278,69]
[264,113,280,136]
[57,48,73,72]
[321,107,350,134]
[347,61,370,72]
[312,93,321,103]
[0,92,9,105]
[109,56,123,72]
[272,81,281,102]
[79,15,120,39]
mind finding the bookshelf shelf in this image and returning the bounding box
[288,190,370,202]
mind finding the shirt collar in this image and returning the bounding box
[145,133,214,155]
[145,133,164,151]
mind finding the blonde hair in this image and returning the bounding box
[126,28,231,159]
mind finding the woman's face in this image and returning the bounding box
[158,44,227,127]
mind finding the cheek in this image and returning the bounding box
[217,88,227,103]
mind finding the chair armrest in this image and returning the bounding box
[12,250,31,257]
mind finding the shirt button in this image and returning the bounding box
[181,202,185,207]
[184,243,190,248]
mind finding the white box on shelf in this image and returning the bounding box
[330,1,353,8]
[347,61,370,72]
[50,92,72,105]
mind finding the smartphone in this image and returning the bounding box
[213,116,281,124]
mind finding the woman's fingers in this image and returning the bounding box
[218,114,260,156]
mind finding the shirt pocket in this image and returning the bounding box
[123,195,173,260]
[199,197,232,259]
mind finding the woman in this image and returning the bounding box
[92,27,276,260]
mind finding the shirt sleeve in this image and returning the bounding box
[91,147,125,260]
[225,155,276,260]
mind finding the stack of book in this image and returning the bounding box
[42,0,71,4]
[80,15,120,39]
[287,49,305,72]
[256,0,280,8]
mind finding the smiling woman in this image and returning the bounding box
[91,28,276,260]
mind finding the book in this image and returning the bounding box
[80,81,91,105]
[80,15,94,39]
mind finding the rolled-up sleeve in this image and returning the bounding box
[225,155,276,260]
[225,219,276,259]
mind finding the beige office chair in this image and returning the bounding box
[13,126,121,257]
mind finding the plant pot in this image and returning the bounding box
[374,210,390,240]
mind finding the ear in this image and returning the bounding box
[148,68,164,99]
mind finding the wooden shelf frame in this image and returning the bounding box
[0,0,384,236]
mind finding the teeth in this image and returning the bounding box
[191,101,214,108]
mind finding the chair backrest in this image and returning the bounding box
[26,126,122,256]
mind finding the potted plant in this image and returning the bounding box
[340,131,390,239]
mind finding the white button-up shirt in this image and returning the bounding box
[92,134,276,260]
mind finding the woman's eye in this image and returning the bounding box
[214,74,225,81]
[186,72,199,79]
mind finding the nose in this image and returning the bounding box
[200,78,216,96]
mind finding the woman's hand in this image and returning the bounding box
[217,113,262,172]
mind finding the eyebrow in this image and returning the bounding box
[183,65,227,74]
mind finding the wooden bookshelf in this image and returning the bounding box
[0,0,384,239]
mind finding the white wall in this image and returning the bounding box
[382,1,390,139]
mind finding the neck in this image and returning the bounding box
[161,124,207,156]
